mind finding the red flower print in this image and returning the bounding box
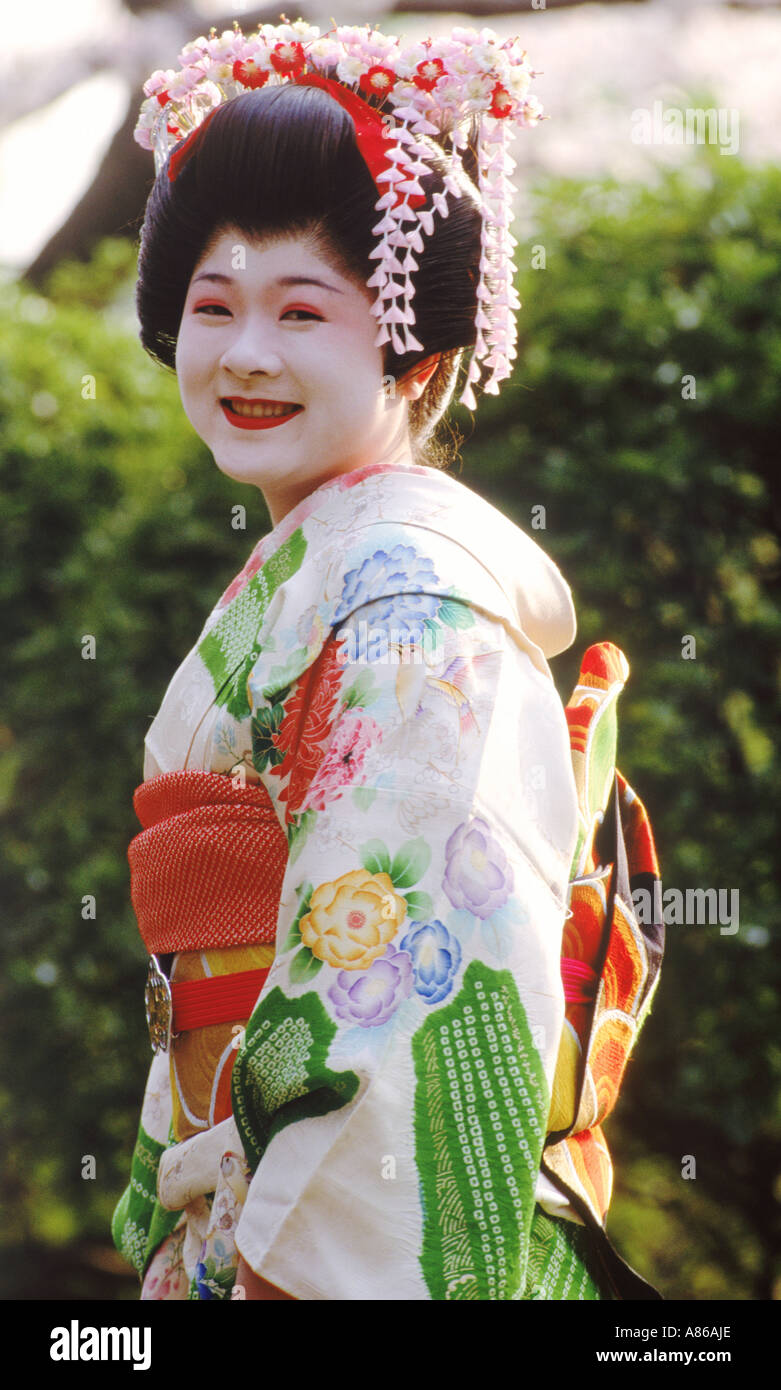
[233,58,270,89]
[269,639,346,814]
[359,66,397,98]
[413,58,444,92]
[269,41,306,78]
[489,84,514,119]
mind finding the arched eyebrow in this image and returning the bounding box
[190,271,344,294]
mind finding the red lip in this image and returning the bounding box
[219,398,303,431]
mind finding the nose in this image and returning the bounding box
[219,314,284,381]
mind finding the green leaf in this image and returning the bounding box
[288,809,316,865]
[281,881,313,950]
[289,946,323,985]
[343,668,376,710]
[438,599,475,630]
[353,785,378,812]
[297,881,314,912]
[281,920,302,951]
[359,838,392,875]
[390,837,431,888]
[404,890,433,920]
[251,701,286,773]
[263,645,309,697]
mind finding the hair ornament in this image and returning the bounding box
[135,16,545,410]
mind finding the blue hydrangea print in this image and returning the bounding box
[400,919,462,1005]
[333,545,441,638]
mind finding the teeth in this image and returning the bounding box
[226,400,298,419]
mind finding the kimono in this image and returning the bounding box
[112,458,611,1301]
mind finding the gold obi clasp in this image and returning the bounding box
[144,954,176,1054]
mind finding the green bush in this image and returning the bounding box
[1,141,778,1298]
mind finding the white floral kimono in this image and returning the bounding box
[113,459,607,1301]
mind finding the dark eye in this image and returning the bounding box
[282,308,322,321]
[194,303,230,316]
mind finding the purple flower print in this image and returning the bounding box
[443,817,513,919]
[333,545,441,638]
[328,944,414,1028]
[400,919,461,1005]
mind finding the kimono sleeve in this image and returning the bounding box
[231,593,579,1300]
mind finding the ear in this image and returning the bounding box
[394,353,441,401]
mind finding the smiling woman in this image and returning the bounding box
[135,65,485,477]
[112,19,660,1304]
[174,228,440,523]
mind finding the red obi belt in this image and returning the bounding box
[128,770,592,1018]
[128,771,288,955]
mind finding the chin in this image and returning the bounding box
[211,454,272,489]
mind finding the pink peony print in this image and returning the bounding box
[298,713,382,814]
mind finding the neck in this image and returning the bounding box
[264,441,418,529]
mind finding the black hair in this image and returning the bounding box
[136,79,490,467]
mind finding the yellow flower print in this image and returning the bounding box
[300,869,407,971]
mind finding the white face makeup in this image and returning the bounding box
[176,227,422,526]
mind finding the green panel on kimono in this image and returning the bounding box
[199,527,307,718]
[231,986,360,1173]
[412,959,550,1301]
[111,1122,183,1278]
[523,1206,606,1300]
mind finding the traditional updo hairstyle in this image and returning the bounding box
[136,76,494,468]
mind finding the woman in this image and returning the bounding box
[112,19,626,1301]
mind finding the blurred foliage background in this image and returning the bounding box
[1,139,779,1301]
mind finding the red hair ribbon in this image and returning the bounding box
[293,73,426,211]
[167,74,426,211]
[167,105,219,183]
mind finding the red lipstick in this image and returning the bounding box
[220,398,303,431]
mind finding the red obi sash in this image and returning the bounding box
[128,771,288,955]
